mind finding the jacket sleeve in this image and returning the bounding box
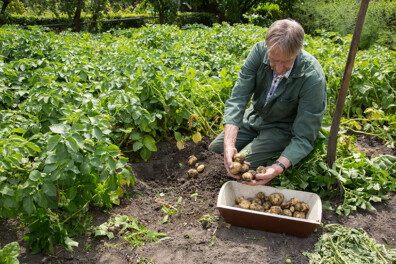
[223,42,264,127]
[281,72,327,166]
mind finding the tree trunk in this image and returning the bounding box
[1,0,11,14]
[73,0,84,32]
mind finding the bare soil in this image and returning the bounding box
[1,136,395,264]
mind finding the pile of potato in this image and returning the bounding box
[187,155,205,178]
[235,192,310,219]
[229,153,266,181]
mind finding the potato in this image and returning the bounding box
[289,197,300,206]
[229,162,242,174]
[248,170,257,178]
[233,153,245,164]
[289,205,295,213]
[188,155,198,166]
[251,198,262,205]
[256,166,266,174]
[293,211,306,219]
[187,168,199,178]
[235,197,244,204]
[281,201,290,209]
[269,193,285,206]
[300,202,310,213]
[240,163,250,173]
[262,201,272,210]
[283,209,293,217]
[239,199,251,209]
[249,203,264,212]
[295,202,310,212]
[196,164,205,173]
[267,206,283,215]
[241,171,254,181]
[256,192,266,201]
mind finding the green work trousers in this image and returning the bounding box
[208,123,292,170]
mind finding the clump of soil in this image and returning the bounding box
[0,138,395,263]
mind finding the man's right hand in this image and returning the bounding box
[223,123,240,179]
[224,146,240,179]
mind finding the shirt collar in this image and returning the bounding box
[273,63,294,79]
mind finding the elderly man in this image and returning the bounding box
[208,19,327,185]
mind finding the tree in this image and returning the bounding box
[1,0,11,14]
[143,0,180,24]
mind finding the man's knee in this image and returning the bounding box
[208,136,224,154]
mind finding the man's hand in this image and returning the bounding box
[223,123,240,179]
[244,156,291,185]
[244,165,280,185]
[224,146,239,179]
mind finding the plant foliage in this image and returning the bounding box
[0,23,394,253]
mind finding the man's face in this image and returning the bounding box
[268,45,298,75]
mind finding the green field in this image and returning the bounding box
[0,23,395,253]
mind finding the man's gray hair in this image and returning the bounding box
[265,19,305,57]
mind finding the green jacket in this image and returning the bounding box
[224,41,327,166]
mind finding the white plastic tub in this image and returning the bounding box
[216,181,322,237]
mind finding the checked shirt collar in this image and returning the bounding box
[264,64,294,106]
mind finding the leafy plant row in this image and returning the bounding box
[0,23,395,253]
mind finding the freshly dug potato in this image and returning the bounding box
[187,168,199,178]
[289,205,295,213]
[251,198,262,205]
[256,166,266,174]
[281,197,300,209]
[239,199,251,209]
[295,202,310,213]
[241,171,254,181]
[283,209,293,217]
[196,164,205,173]
[262,201,272,210]
[249,203,264,212]
[235,197,244,204]
[256,192,266,201]
[188,155,198,166]
[289,197,300,206]
[233,153,246,164]
[269,193,285,206]
[300,202,310,213]
[249,170,257,178]
[240,163,250,173]
[229,162,242,174]
[267,206,283,215]
[281,201,290,209]
[293,211,306,219]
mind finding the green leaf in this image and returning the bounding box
[130,131,142,140]
[25,142,41,153]
[43,164,58,173]
[0,242,20,263]
[63,237,79,252]
[50,123,67,134]
[11,127,25,134]
[66,136,78,152]
[23,196,34,215]
[140,147,151,161]
[47,135,61,151]
[42,182,57,197]
[133,141,144,151]
[174,131,182,141]
[29,170,41,182]
[143,135,157,152]
[0,184,14,196]
[93,127,103,140]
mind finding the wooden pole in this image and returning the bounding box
[327,0,370,167]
